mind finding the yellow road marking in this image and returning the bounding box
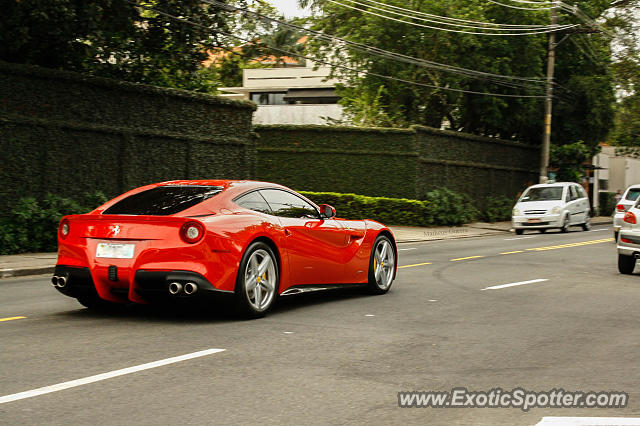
[526,238,613,251]
[500,250,524,255]
[450,255,484,262]
[398,262,432,269]
[0,316,27,322]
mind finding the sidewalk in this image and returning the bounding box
[0,217,611,279]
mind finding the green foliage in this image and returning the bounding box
[598,191,617,216]
[422,188,479,226]
[301,189,478,227]
[300,191,432,226]
[549,141,592,182]
[482,195,515,223]
[0,193,106,255]
[1,61,255,217]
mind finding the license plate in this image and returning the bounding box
[96,243,135,259]
[528,218,541,223]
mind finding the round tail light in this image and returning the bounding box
[180,221,205,244]
[60,219,70,239]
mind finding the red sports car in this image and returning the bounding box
[52,180,397,317]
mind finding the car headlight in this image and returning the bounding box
[513,208,521,216]
[550,206,561,214]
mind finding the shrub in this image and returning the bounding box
[482,195,515,223]
[301,188,478,227]
[0,192,107,255]
[422,188,479,226]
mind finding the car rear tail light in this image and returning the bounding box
[617,204,626,212]
[623,212,636,224]
[180,221,204,244]
[621,237,633,244]
[59,219,70,239]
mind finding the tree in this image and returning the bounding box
[302,0,616,153]
[0,0,274,92]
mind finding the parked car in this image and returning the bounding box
[52,180,397,317]
[512,182,591,235]
[612,184,640,241]
[616,199,640,274]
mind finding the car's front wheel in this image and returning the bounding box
[561,215,570,233]
[618,254,636,274]
[367,235,396,294]
[582,214,591,231]
[515,229,524,235]
[235,241,279,318]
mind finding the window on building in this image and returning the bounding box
[250,92,287,105]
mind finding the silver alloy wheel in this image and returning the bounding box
[373,239,395,290]
[244,249,276,311]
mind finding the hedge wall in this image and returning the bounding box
[0,61,256,217]
[255,124,539,206]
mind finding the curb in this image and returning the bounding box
[1,266,55,279]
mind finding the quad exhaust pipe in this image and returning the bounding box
[168,281,198,295]
[51,275,68,288]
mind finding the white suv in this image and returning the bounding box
[612,184,640,241]
[512,182,591,235]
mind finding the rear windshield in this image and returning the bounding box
[103,185,222,216]
[625,189,640,201]
[520,186,563,202]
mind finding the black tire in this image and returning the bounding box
[77,294,119,311]
[561,215,570,233]
[234,241,279,319]
[539,229,546,234]
[618,254,636,274]
[515,229,524,235]
[367,235,396,294]
[582,214,591,231]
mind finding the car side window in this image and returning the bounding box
[570,186,580,201]
[259,189,319,219]
[564,188,571,203]
[234,191,272,214]
[577,186,587,199]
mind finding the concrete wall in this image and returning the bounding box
[253,104,343,125]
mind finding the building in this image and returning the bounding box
[218,62,344,125]
[592,145,640,209]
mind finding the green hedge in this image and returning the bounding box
[301,188,478,227]
[1,61,255,218]
[0,192,107,255]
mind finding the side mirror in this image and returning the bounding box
[319,204,336,219]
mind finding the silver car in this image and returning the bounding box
[616,199,640,274]
[512,182,591,235]
[612,184,640,241]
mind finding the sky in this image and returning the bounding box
[267,0,312,18]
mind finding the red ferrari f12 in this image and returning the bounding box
[52,180,397,317]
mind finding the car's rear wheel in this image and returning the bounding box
[618,254,636,274]
[561,215,570,233]
[515,229,524,235]
[367,235,396,294]
[539,229,546,234]
[582,214,591,231]
[235,241,278,318]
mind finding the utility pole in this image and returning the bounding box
[539,2,558,184]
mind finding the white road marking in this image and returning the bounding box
[589,228,611,232]
[504,236,537,241]
[428,299,437,302]
[481,278,548,291]
[365,314,375,317]
[0,348,225,404]
[283,331,294,334]
[536,417,640,425]
[399,248,417,251]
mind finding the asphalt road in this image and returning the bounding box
[1,224,639,425]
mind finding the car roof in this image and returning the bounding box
[526,182,576,189]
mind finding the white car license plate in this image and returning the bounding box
[528,218,541,223]
[96,243,135,259]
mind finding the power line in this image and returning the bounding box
[126,1,550,98]
[486,0,558,11]
[325,0,579,35]
[201,0,556,94]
